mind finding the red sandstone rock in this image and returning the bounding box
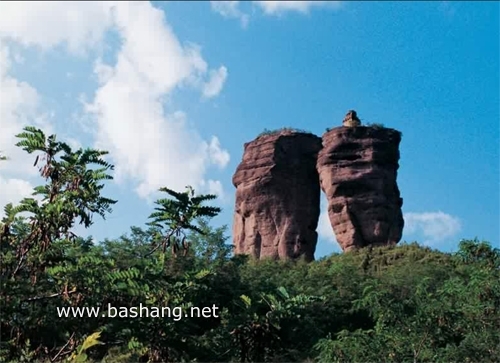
[317,126,404,251]
[232,130,322,261]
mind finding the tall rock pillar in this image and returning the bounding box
[232,130,322,261]
[317,111,404,251]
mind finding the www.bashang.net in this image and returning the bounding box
[57,303,220,321]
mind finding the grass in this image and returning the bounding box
[257,127,314,138]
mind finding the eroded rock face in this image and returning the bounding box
[232,131,322,261]
[317,126,404,251]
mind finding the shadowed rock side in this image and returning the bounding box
[317,126,404,251]
[233,131,322,261]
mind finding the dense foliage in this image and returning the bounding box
[1,127,499,362]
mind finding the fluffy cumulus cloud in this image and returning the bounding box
[83,2,230,198]
[0,1,230,213]
[210,1,249,27]
[206,136,231,168]
[203,66,229,98]
[200,179,225,200]
[0,177,34,215]
[211,0,342,25]
[0,2,119,220]
[0,42,44,218]
[0,1,114,55]
[404,211,462,245]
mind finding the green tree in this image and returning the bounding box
[146,186,221,258]
[0,126,116,362]
[187,218,233,268]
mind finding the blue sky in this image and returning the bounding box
[0,1,498,258]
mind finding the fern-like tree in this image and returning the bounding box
[0,126,116,361]
[0,126,116,277]
[146,186,221,257]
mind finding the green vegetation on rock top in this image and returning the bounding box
[257,127,314,138]
[365,122,386,128]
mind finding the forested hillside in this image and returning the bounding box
[1,127,499,362]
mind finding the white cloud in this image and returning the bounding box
[0,44,45,178]
[0,1,115,55]
[211,1,341,24]
[203,66,228,98]
[0,2,117,217]
[93,57,115,84]
[404,211,462,244]
[210,1,249,28]
[0,1,230,208]
[206,136,230,168]
[0,177,34,218]
[200,179,225,199]
[254,1,342,15]
[65,137,82,151]
[81,2,230,199]
[317,195,337,244]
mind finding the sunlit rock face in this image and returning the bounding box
[317,125,404,251]
[232,130,322,261]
